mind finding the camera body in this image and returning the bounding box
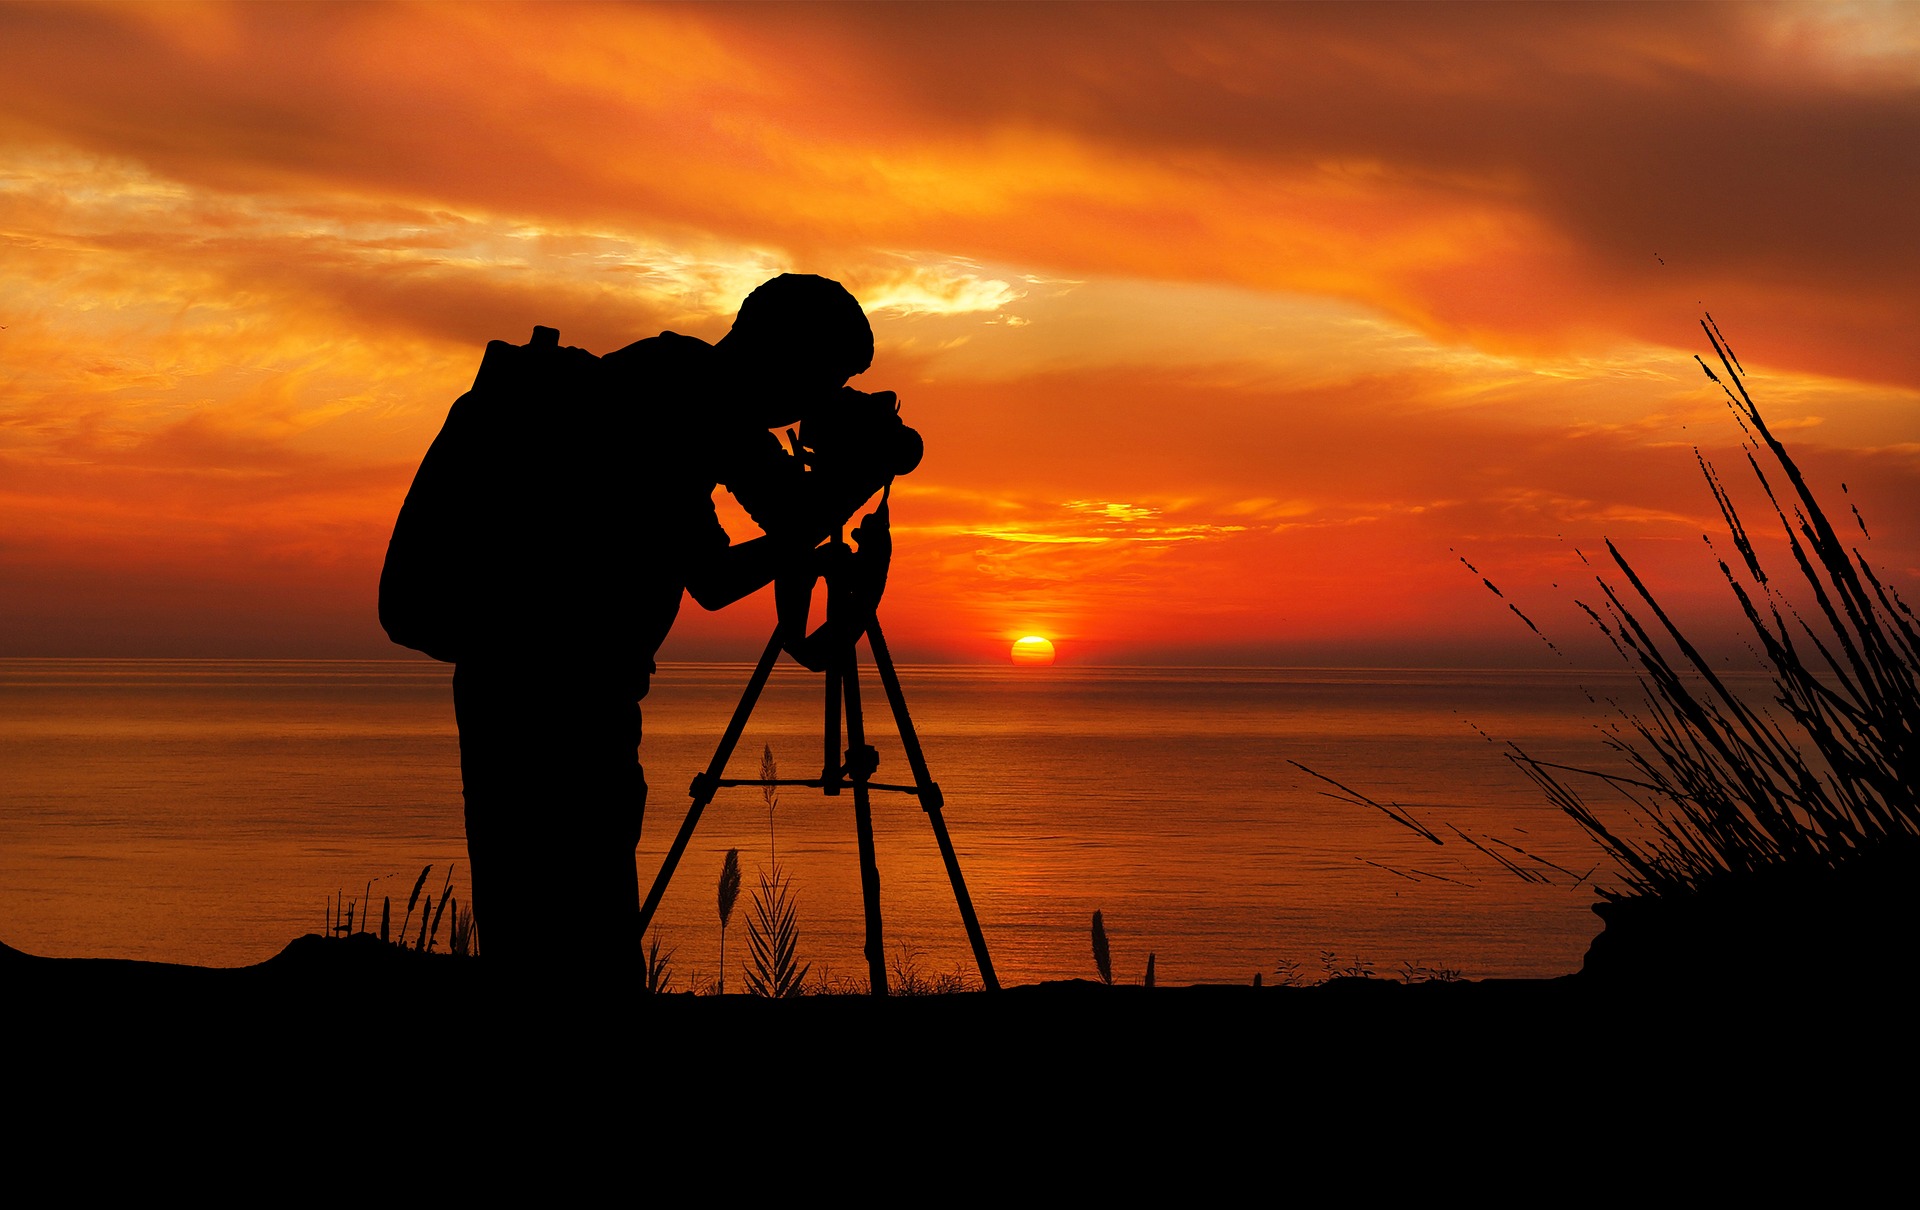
[731,385,922,543]
[792,386,924,483]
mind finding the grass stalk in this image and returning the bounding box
[717,848,741,994]
[401,864,430,944]
[1091,910,1112,985]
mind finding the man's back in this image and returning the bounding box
[384,328,755,691]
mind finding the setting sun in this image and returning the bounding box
[1011,636,1057,666]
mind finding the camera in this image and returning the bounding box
[790,386,924,483]
[751,387,920,670]
[730,386,922,543]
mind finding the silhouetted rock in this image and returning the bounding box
[1579,843,1920,988]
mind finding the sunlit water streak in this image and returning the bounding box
[0,657,1701,983]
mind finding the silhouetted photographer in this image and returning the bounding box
[379,274,914,977]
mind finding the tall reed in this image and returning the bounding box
[1513,319,1919,900]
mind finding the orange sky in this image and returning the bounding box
[2,1,1915,665]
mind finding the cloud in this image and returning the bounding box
[3,3,1914,385]
[860,258,1023,318]
[2,2,1916,660]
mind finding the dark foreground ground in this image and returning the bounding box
[9,921,1917,1179]
[12,866,1916,1183]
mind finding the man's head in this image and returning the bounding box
[717,274,873,425]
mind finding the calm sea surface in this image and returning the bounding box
[0,657,1678,984]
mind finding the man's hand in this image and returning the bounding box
[770,501,891,671]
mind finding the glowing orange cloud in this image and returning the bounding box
[0,2,1913,662]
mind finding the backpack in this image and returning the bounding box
[378,325,603,663]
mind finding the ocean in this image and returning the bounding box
[0,657,1671,985]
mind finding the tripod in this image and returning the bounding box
[634,612,1000,995]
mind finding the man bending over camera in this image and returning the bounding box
[384,274,885,977]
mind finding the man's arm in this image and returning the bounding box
[684,480,888,611]
[687,445,885,611]
[683,532,819,612]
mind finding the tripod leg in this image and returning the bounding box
[635,629,782,942]
[840,649,889,996]
[823,654,843,795]
[867,618,1001,991]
